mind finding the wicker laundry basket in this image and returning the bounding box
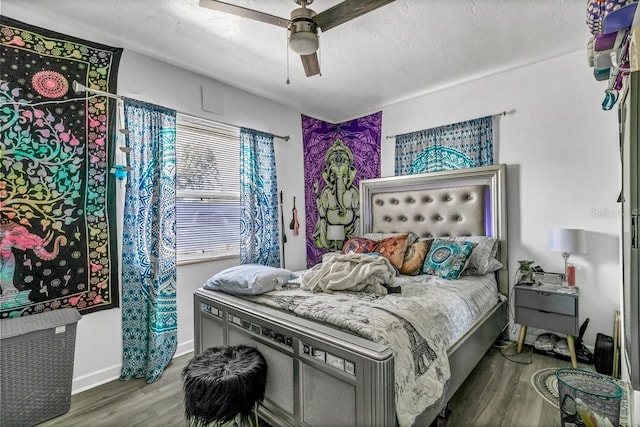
[1,308,81,427]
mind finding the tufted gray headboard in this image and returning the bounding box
[359,164,508,295]
[369,185,487,238]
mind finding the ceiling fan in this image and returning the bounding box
[199,0,396,77]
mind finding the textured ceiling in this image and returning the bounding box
[2,0,589,122]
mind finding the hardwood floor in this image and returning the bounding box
[39,354,193,427]
[40,344,581,427]
[445,345,580,427]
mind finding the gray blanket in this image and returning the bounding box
[244,274,500,426]
[246,279,459,427]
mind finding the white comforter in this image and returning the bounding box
[245,273,500,427]
[301,252,397,295]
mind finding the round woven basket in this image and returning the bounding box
[556,368,623,427]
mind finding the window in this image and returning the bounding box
[175,114,240,262]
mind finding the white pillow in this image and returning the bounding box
[204,264,297,295]
[441,236,503,275]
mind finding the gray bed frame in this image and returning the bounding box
[193,164,509,427]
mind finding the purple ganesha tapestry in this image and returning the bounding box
[0,17,122,318]
[302,112,382,267]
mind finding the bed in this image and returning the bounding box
[193,164,509,427]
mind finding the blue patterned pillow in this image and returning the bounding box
[422,239,475,280]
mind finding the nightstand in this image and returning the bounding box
[514,283,579,368]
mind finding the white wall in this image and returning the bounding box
[377,51,621,348]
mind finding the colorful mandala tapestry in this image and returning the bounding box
[0,16,123,318]
[302,112,382,267]
[394,116,493,175]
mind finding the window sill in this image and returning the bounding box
[177,253,239,266]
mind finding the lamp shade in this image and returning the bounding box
[326,224,345,241]
[289,31,318,55]
[546,228,587,254]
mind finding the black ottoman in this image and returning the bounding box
[182,345,267,426]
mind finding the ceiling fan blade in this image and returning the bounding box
[314,0,396,32]
[199,0,290,28]
[301,53,321,77]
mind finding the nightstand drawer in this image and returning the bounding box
[515,289,576,316]
[516,307,579,335]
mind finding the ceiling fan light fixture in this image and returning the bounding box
[199,0,398,77]
[289,31,318,55]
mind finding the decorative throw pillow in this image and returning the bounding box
[204,264,297,295]
[441,236,502,275]
[399,240,432,276]
[342,237,377,254]
[373,234,411,270]
[363,232,419,245]
[422,239,475,280]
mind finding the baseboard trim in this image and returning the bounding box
[71,340,195,395]
[176,340,194,358]
[72,365,121,395]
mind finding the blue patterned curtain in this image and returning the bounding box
[240,128,281,267]
[395,116,493,175]
[120,99,177,383]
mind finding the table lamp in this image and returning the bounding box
[546,228,587,292]
[326,224,345,251]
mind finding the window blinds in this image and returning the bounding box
[175,115,240,260]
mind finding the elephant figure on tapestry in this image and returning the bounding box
[0,221,67,296]
[313,139,360,250]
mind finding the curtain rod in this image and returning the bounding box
[72,81,291,142]
[385,109,514,140]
